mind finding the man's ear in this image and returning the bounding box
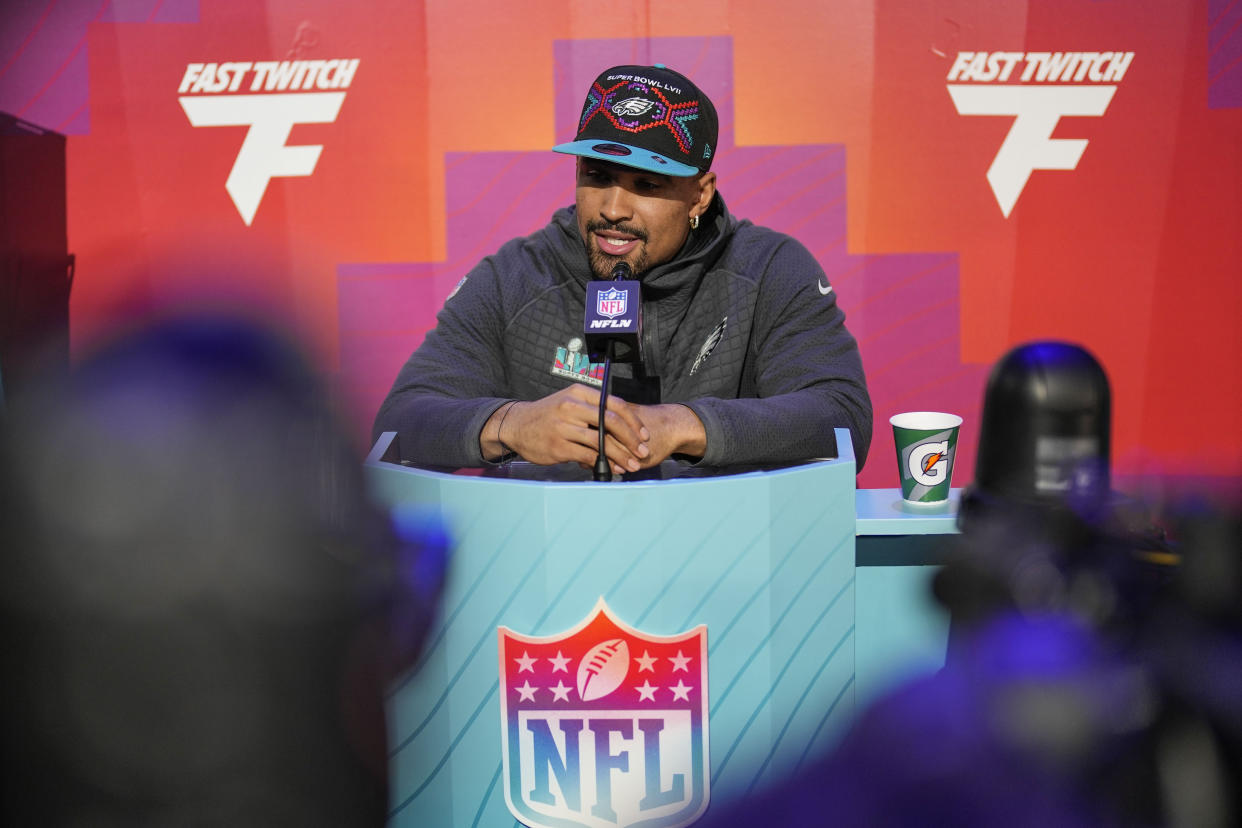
[692,172,717,219]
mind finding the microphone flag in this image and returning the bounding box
[584,276,642,362]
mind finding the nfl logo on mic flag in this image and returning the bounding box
[498,599,709,828]
[597,286,627,318]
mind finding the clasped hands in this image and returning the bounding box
[480,385,706,474]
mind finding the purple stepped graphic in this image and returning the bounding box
[340,35,986,485]
[1210,0,1242,108]
[0,0,200,134]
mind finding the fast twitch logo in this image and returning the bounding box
[498,599,709,828]
[947,51,1135,217]
[177,59,360,224]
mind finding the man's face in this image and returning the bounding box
[575,158,716,279]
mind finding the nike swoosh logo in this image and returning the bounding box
[818,281,833,296]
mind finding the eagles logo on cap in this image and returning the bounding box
[612,97,657,118]
[553,63,719,178]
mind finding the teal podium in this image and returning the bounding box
[366,429,863,827]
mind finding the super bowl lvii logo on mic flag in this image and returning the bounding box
[498,599,709,828]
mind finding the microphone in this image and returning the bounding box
[584,262,643,363]
[584,261,643,481]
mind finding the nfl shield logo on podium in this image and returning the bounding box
[498,599,709,828]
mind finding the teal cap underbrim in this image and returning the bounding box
[552,139,701,177]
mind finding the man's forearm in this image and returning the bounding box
[375,393,511,467]
[685,389,871,469]
[479,400,518,461]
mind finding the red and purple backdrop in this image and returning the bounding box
[2,0,1239,488]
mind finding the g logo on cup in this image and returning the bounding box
[908,440,950,487]
[890,411,961,505]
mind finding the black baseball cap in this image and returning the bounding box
[553,64,718,177]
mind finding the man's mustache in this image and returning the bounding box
[585,220,649,242]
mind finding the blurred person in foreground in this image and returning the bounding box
[699,343,1241,827]
[0,316,446,826]
[374,64,871,474]
[699,498,1239,828]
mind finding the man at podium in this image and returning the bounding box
[374,64,871,474]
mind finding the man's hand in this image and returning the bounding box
[480,385,651,473]
[480,389,708,473]
[628,403,707,468]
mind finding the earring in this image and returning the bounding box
[689,215,700,230]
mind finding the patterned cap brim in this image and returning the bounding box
[552,139,701,177]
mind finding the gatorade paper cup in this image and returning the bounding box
[890,412,962,504]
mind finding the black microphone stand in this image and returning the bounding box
[592,339,616,481]
[593,262,632,482]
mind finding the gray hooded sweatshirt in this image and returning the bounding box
[373,195,872,470]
